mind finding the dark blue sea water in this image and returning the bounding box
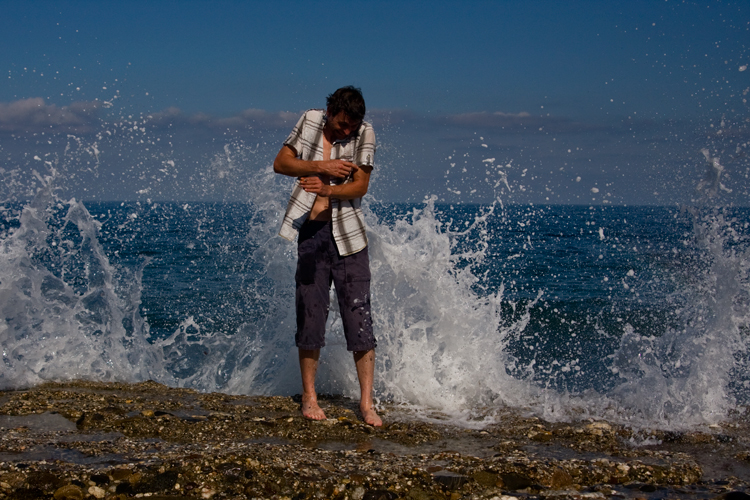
[2,182,748,430]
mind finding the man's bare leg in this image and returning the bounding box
[354,349,382,426]
[299,349,326,420]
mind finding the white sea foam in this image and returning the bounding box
[0,171,165,390]
[1,134,748,432]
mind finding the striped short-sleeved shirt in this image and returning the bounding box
[278,109,376,256]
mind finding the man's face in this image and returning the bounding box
[326,110,361,142]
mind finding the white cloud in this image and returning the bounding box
[0,99,300,136]
[145,107,298,130]
[0,98,102,134]
[444,111,606,133]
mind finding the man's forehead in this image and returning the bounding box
[330,110,361,125]
[342,115,362,127]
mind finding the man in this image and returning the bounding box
[273,86,381,427]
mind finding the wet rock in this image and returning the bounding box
[351,485,366,500]
[217,462,244,480]
[53,484,84,500]
[549,467,573,489]
[0,381,747,500]
[587,421,611,431]
[27,471,64,491]
[624,482,645,490]
[530,429,553,442]
[723,492,750,500]
[109,468,133,481]
[661,430,686,443]
[88,485,106,499]
[89,473,109,485]
[75,411,105,429]
[432,469,469,490]
[500,472,534,490]
[115,482,134,495]
[363,489,398,500]
[350,473,368,484]
[14,487,47,500]
[1,473,26,489]
[472,470,500,487]
[135,470,180,492]
[404,488,434,500]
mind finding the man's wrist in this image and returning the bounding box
[304,160,318,175]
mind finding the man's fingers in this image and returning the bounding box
[326,160,357,177]
[300,177,324,194]
[335,164,350,177]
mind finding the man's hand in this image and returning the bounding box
[318,159,358,179]
[273,145,358,179]
[300,176,332,196]
[300,163,372,201]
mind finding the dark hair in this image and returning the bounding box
[326,86,366,122]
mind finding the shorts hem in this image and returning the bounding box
[297,344,326,351]
[296,343,325,350]
[346,342,377,353]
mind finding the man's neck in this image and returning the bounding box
[323,123,334,145]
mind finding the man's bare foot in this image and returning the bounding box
[360,405,382,427]
[301,396,326,420]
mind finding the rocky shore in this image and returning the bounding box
[0,381,748,500]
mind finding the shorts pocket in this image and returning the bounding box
[344,248,371,283]
[296,238,318,285]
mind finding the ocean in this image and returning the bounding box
[1,164,748,433]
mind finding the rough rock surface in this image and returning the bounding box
[0,381,748,499]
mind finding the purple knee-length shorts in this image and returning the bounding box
[295,220,376,352]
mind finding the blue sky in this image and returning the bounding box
[1,0,748,205]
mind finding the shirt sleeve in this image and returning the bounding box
[283,111,309,157]
[355,123,376,169]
